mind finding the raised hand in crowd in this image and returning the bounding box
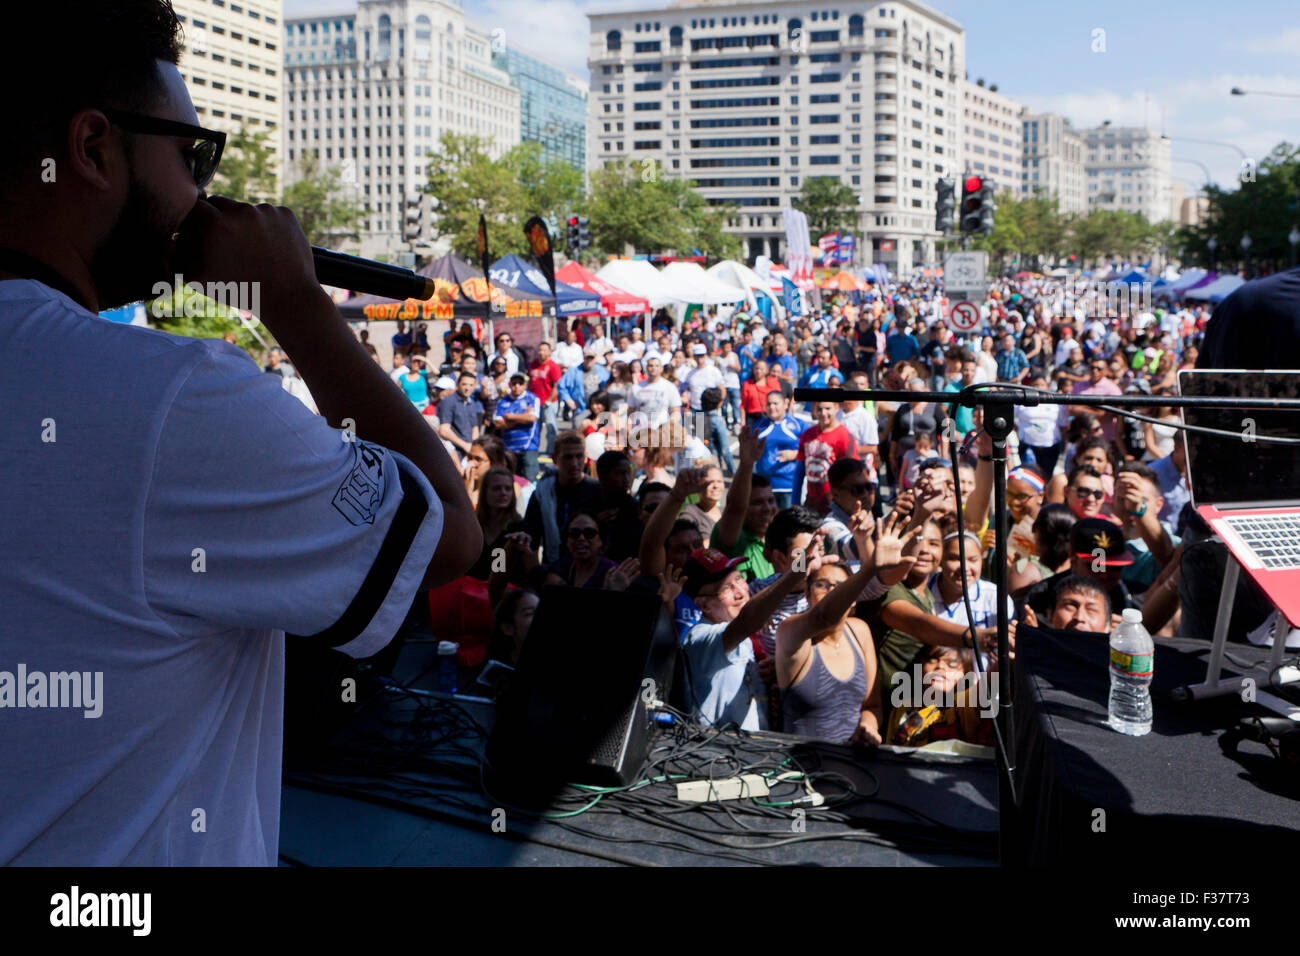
[855,506,922,587]
[658,565,684,609]
[638,466,711,577]
[605,557,641,592]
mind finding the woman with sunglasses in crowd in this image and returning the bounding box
[1046,434,1115,507]
[542,511,638,590]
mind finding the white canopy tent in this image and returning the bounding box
[659,261,747,305]
[706,259,785,322]
[593,259,675,310]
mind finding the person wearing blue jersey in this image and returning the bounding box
[493,374,541,480]
[799,346,844,390]
[752,390,809,509]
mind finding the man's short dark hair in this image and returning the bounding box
[765,506,824,556]
[750,473,772,490]
[457,371,477,383]
[668,518,699,540]
[828,457,868,488]
[1051,574,1111,619]
[1067,463,1103,487]
[1117,461,1159,487]
[638,481,672,504]
[595,449,629,478]
[4,2,184,184]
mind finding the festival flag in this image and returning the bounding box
[477,213,492,322]
[522,215,557,298]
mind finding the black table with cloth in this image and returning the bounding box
[1009,625,1300,865]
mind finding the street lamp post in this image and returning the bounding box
[1240,233,1252,279]
[1289,226,1300,269]
[1206,235,1217,272]
[1231,87,1300,99]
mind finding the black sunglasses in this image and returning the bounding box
[566,527,599,540]
[100,108,226,189]
[1072,487,1106,501]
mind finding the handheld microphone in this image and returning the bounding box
[311,246,435,301]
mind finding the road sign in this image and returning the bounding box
[949,300,981,332]
[943,251,987,299]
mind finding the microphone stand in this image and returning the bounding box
[794,384,1300,866]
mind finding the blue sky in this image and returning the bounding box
[284,0,1300,194]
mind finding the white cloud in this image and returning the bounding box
[471,0,593,77]
[1233,27,1300,55]
[1022,72,1300,193]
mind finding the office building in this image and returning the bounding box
[1020,111,1086,215]
[494,44,589,174]
[284,0,521,259]
[959,80,1023,199]
[1081,123,1172,223]
[587,0,965,273]
[173,0,286,193]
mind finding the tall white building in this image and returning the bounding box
[173,0,286,193]
[587,0,964,274]
[1020,111,1085,215]
[284,0,520,259]
[1081,124,1171,223]
[960,81,1023,199]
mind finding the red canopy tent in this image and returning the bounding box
[556,261,651,317]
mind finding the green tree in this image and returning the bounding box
[146,285,264,352]
[210,122,278,204]
[792,175,859,237]
[507,141,584,241]
[582,159,741,260]
[1180,142,1300,272]
[280,153,366,247]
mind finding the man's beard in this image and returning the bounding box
[90,172,177,311]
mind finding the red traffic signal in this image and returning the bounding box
[568,216,580,227]
[964,175,983,194]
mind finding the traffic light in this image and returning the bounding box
[578,217,591,253]
[566,214,580,253]
[960,175,996,235]
[935,178,955,234]
[404,194,425,241]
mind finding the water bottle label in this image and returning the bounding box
[1110,648,1153,678]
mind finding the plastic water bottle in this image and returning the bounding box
[437,641,459,695]
[1107,609,1154,736]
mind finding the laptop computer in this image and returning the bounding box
[1179,369,1300,628]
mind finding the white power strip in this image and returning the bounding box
[676,774,771,803]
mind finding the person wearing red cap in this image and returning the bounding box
[679,548,817,730]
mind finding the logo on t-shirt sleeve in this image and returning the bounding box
[332,440,385,525]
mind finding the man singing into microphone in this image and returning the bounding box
[0,1,481,865]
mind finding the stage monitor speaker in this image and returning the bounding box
[487,586,677,802]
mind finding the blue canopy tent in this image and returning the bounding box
[487,254,601,318]
[1113,268,1148,286]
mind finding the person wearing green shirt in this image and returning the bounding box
[713,428,779,581]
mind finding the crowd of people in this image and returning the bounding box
[334,269,1205,748]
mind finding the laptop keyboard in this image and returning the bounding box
[1222,514,1300,570]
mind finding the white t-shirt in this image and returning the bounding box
[837,406,879,453]
[553,341,583,369]
[1015,402,1068,449]
[628,376,683,430]
[0,280,443,866]
[683,363,724,410]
